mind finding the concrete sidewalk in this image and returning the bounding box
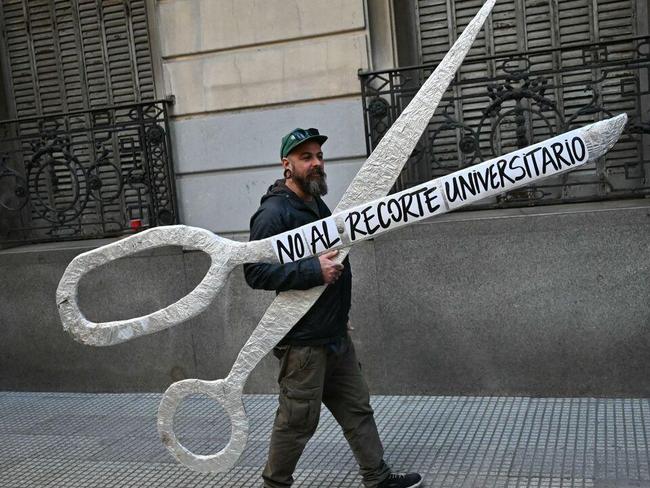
[1,392,650,488]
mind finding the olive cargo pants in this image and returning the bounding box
[262,336,390,487]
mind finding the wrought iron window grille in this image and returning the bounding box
[360,36,650,207]
[0,99,178,245]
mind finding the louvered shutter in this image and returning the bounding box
[0,0,161,241]
[413,0,644,203]
[2,0,155,115]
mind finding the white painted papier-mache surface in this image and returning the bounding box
[57,112,627,473]
[56,226,276,346]
[57,119,628,474]
[154,0,499,473]
[56,0,626,475]
[155,116,628,473]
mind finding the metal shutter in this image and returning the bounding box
[0,0,169,242]
[2,0,154,116]
[412,0,644,203]
[417,0,637,67]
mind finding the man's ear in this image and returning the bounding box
[281,157,292,179]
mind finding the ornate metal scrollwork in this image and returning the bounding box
[360,36,650,205]
[0,100,178,244]
[0,157,29,212]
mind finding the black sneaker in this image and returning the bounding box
[377,472,423,488]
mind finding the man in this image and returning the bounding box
[244,128,422,488]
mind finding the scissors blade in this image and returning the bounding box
[229,0,495,379]
[335,0,496,213]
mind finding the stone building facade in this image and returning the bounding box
[0,0,648,238]
[0,1,648,395]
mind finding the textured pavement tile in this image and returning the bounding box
[2,393,650,487]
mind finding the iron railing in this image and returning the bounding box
[360,36,650,206]
[0,100,178,244]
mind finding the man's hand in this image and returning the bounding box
[319,250,344,284]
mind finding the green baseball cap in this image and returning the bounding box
[280,128,328,158]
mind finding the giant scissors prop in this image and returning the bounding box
[56,0,628,473]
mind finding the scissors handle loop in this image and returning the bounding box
[56,225,244,346]
[157,378,249,472]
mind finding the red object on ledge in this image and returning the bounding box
[129,219,143,231]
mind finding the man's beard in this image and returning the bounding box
[293,167,328,197]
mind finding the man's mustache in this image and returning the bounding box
[308,168,326,178]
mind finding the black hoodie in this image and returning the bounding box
[244,179,352,345]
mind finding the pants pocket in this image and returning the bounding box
[276,346,325,433]
[281,385,321,433]
[289,346,313,373]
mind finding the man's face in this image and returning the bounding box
[283,140,328,197]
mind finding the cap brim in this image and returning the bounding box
[284,134,328,157]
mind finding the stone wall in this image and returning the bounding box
[1,200,648,396]
[151,0,386,233]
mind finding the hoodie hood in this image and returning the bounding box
[260,178,293,204]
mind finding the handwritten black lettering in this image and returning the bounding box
[423,187,440,213]
[376,201,391,229]
[275,232,307,264]
[496,158,516,186]
[541,146,559,174]
[564,139,576,165]
[444,136,588,206]
[361,205,381,236]
[345,210,366,241]
[308,220,340,254]
[551,142,572,169]
[473,167,491,192]
[412,187,427,216]
[572,136,587,162]
[400,192,420,221]
[387,198,402,222]
[445,178,461,203]
[458,172,477,200]
[489,164,499,190]
[508,155,527,181]
[346,184,442,241]
[526,147,543,177]
[322,221,341,248]
[309,225,325,254]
